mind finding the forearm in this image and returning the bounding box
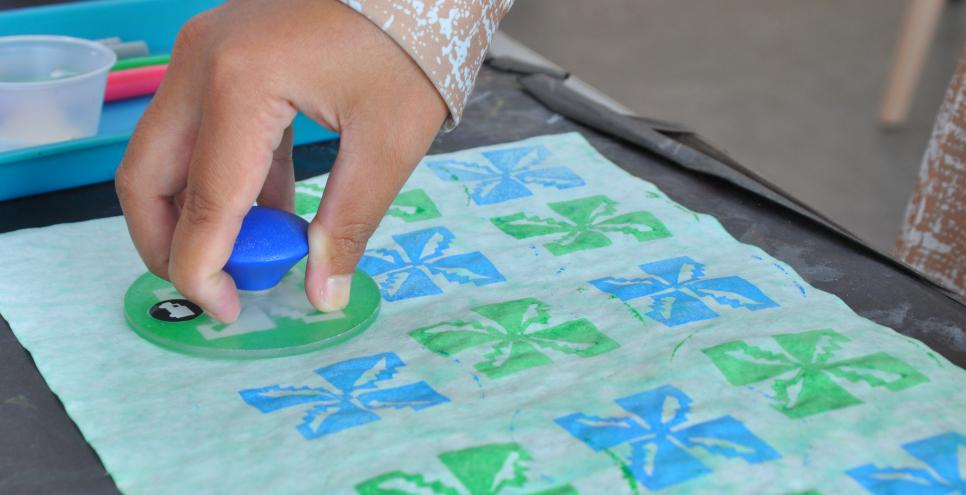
[339,0,514,128]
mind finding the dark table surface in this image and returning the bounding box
[2,43,965,495]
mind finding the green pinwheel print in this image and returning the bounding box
[295,184,440,222]
[356,442,577,495]
[411,298,618,379]
[703,329,928,418]
[491,195,671,256]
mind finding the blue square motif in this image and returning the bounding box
[848,432,966,494]
[359,226,505,301]
[428,145,585,205]
[589,256,778,327]
[239,352,449,440]
[555,384,780,490]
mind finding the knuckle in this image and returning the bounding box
[174,13,211,51]
[328,222,378,259]
[167,265,203,302]
[113,165,136,200]
[114,164,152,206]
[208,44,251,87]
[181,188,224,228]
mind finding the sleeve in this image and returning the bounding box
[338,0,515,129]
[896,45,966,297]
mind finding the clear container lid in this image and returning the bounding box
[0,35,116,89]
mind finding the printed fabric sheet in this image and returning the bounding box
[0,133,964,495]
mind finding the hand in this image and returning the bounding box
[116,0,448,322]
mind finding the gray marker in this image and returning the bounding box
[108,41,149,60]
[95,37,122,46]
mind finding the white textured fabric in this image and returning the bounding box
[1,133,964,494]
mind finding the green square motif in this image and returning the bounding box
[411,298,618,379]
[703,329,928,418]
[491,195,670,256]
[356,442,578,495]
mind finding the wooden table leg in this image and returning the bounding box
[879,0,946,128]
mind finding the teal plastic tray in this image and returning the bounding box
[0,0,338,201]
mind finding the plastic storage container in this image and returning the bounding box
[0,35,116,152]
[0,0,338,201]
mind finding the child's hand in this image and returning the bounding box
[116,0,447,322]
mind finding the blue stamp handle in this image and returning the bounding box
[224,206,309,291]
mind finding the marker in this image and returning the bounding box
[111,54,170,72]
[104,64,167,102]
[107,41,149,60]
[94,37,122,46]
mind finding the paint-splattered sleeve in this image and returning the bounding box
[897,45,966,297]
[339,0,514,129]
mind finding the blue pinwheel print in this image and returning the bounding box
[358,226,505,301]
[589,256,778,327]
[427,145,585,205]
[555,385,780,491]
[848,432,966,494]
[239,352,449,440]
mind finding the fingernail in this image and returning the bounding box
[319,274,352,312]
[307,222,329,266]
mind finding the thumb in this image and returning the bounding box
[304,131,414,312]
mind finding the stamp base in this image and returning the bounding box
[124,263,380,359]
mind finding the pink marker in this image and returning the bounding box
[104,64,167,102]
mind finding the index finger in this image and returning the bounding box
[167,71,297,323]
[115,20,207,278]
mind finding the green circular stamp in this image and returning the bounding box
[124,263,380,359]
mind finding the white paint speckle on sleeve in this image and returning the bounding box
[339,0,514,129]
[897,46,966,297]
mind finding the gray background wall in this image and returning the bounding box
[501,0,966,252]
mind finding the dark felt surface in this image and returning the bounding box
[1,62,964,494]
